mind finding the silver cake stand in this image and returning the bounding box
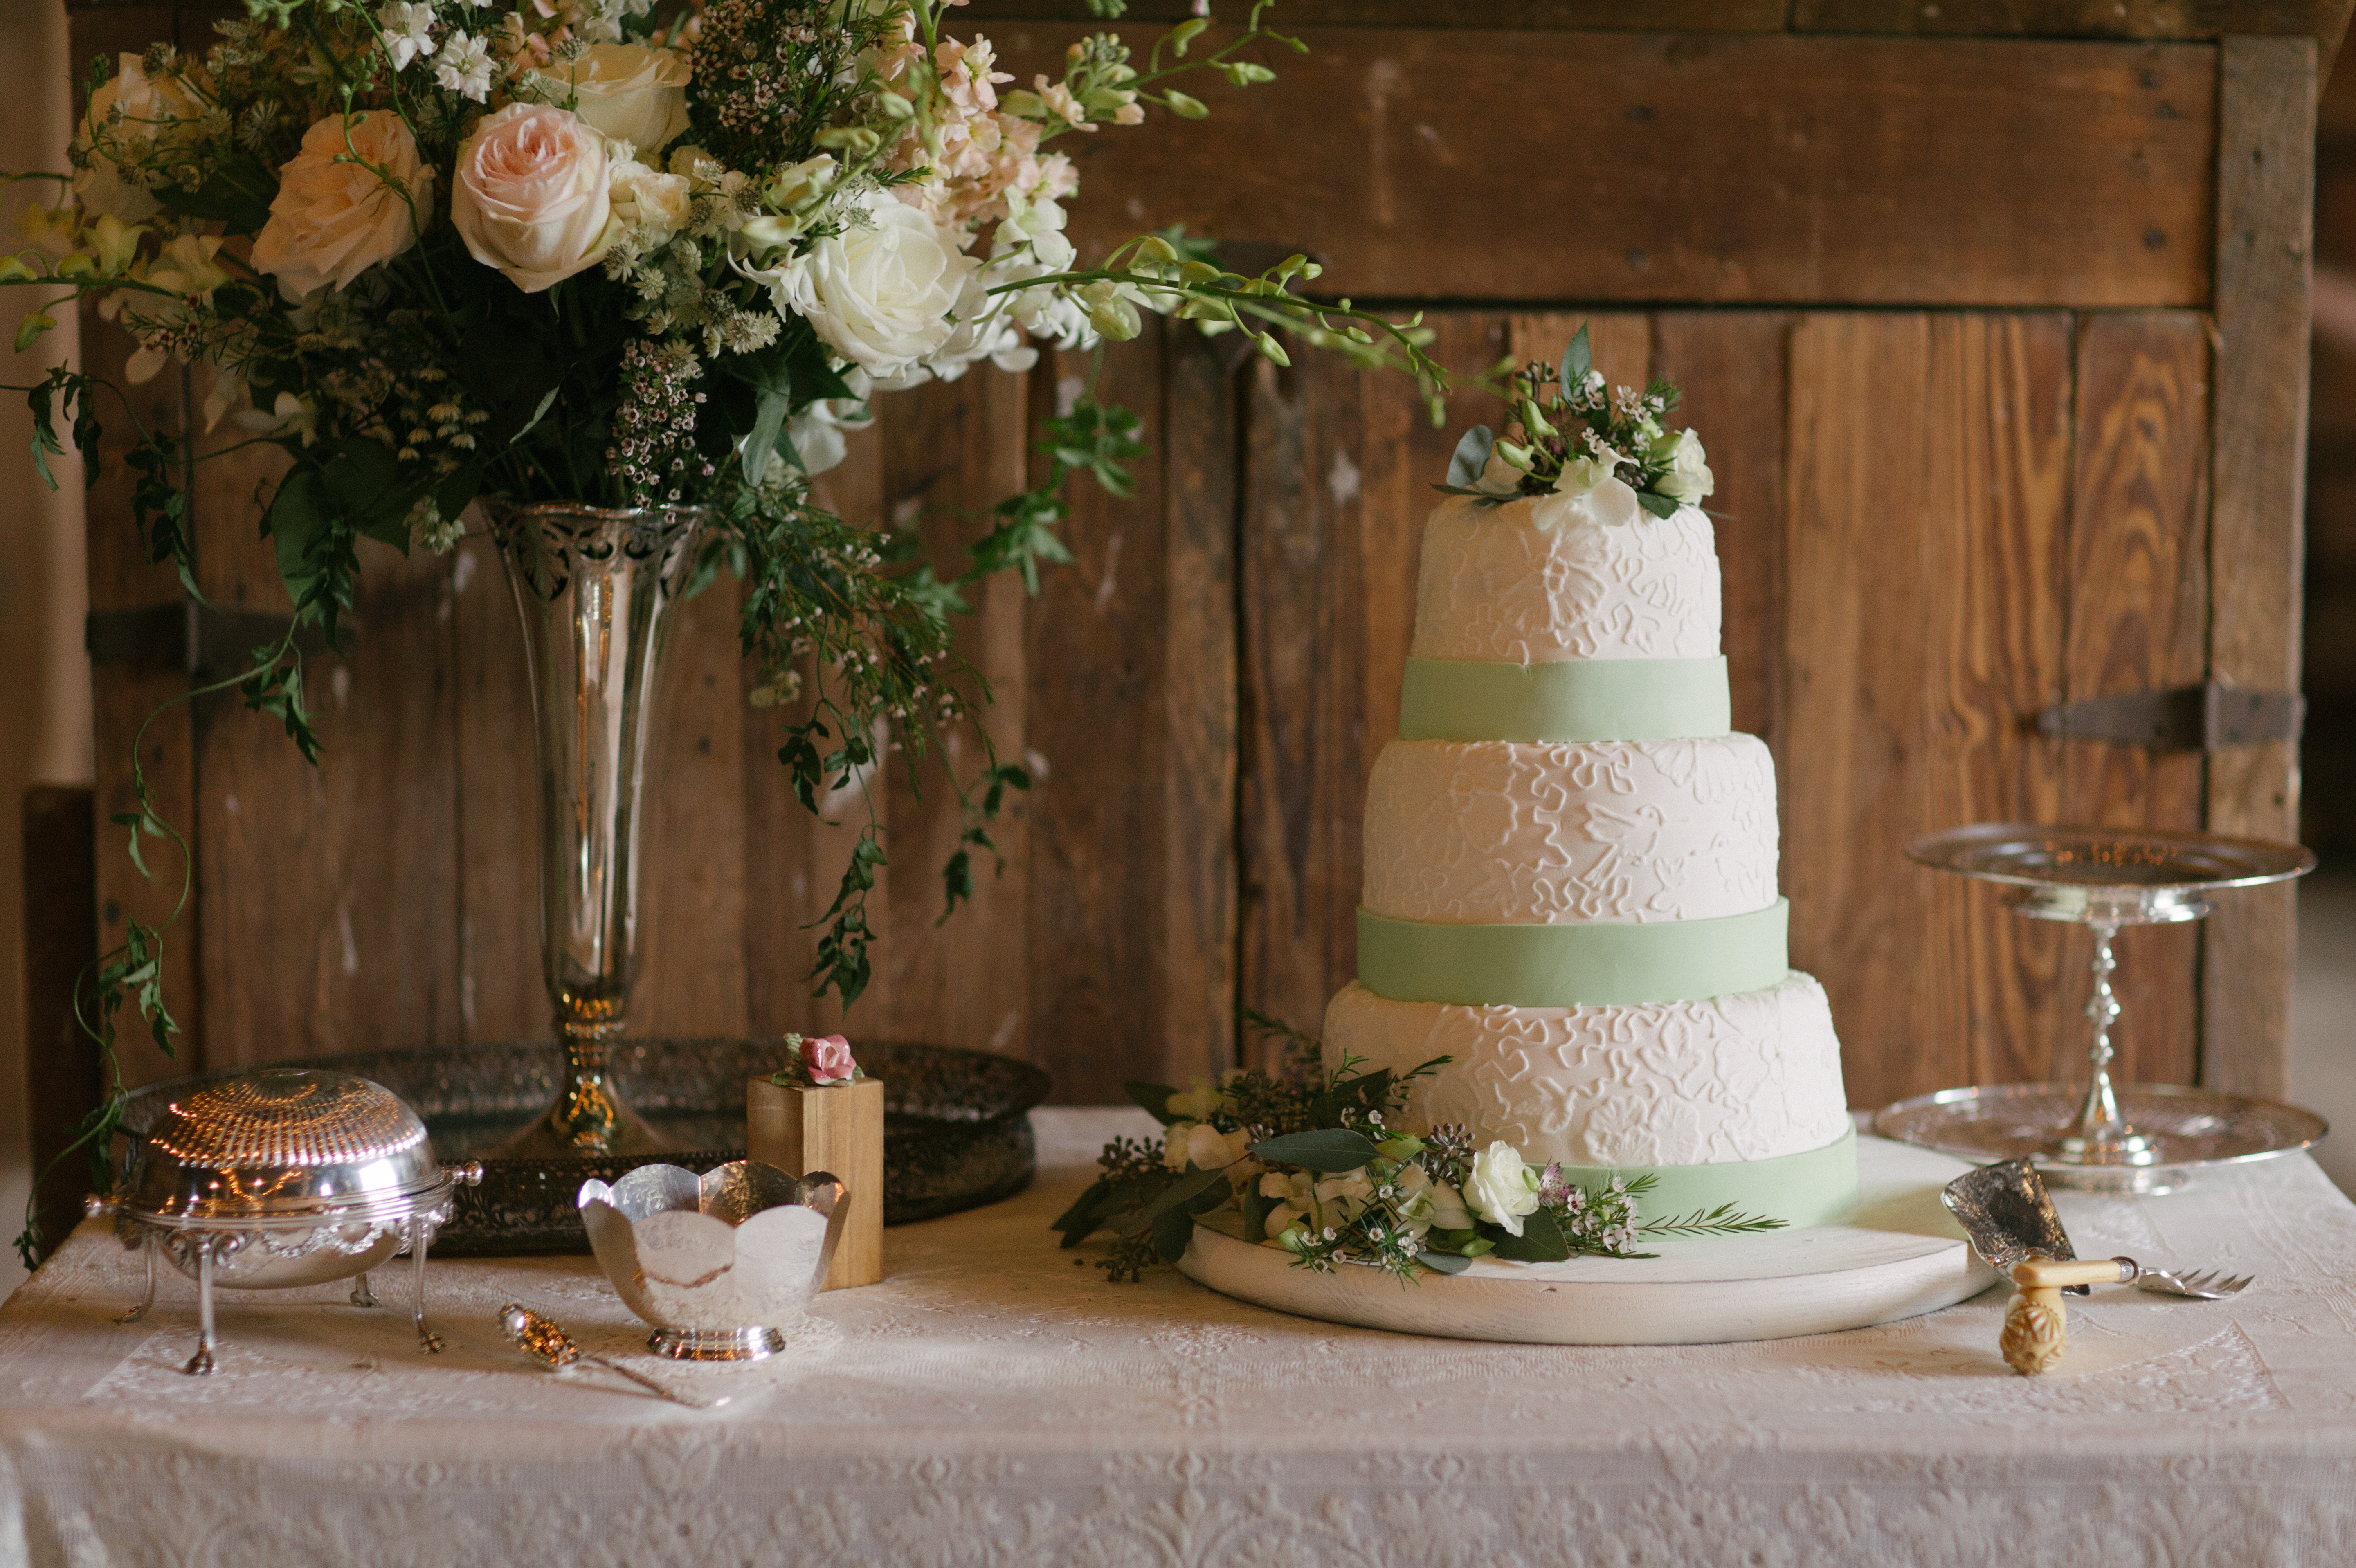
[1873,823,2323,1193]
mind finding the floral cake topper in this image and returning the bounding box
[1437,323,1714,519]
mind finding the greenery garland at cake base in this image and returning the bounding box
[1053,1014,1784,1284]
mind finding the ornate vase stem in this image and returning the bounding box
[489,501,708,1156]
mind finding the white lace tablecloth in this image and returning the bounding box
[4,1109,2356,1568]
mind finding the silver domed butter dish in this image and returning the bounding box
[579,1161,847,1361]
[87,1068,481,1375]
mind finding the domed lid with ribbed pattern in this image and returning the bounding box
[121,1069,444,1220]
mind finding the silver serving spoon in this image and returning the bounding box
[498,1303,730,1410]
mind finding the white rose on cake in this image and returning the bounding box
[1464,1141,1542,1236]
[251,112,434,300]
[764,191,978,380]
[1162,1121,1250,1174]
[530,43,692,157]
[452,104,621,294]
[1651,426,1715,505]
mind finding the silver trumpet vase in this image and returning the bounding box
[489,500,708,1155]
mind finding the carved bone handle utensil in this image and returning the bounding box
[498,1303,730,1409]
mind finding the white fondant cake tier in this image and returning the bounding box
[1322,973,1850,1168]
[1361,734,1780,925]
[1409,491,1721,664]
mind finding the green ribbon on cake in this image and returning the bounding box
[1556,1126,1859,1230]
[1396,656,1731,743]
[1357,900,1790,1008]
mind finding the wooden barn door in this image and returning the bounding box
[71,13,2306,1116]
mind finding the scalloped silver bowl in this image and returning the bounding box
[578,1160,847,1361]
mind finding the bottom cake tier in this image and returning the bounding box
[1322,971,1856,1227]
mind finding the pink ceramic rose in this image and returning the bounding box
[800,1034,859,1085]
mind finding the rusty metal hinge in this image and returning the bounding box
[85,603,353,676]
[2035,683,2304,751]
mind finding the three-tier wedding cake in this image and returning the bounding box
[1321,450,1858,1229]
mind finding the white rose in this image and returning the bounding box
[1312,1170,1374,1228]
[1652,427,1715,504]
[1464,1141,1541,1237]
[452,104,620,294]
[1472,449,1524,500]
[770,191,978,379]
[531,42,692,157]
[251,112,434,300]
[609,158,691,238]
[73,54,204,223]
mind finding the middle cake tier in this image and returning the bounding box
[1363,734,1780,926]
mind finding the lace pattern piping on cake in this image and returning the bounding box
[1322,974,1851,1167]
[1410,493,1722,663]
[1362,735,1779,925]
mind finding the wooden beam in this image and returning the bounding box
[2203,35,2316,1097]
[991,28,2217,309]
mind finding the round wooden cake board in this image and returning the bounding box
[1176,1134,2000,1345]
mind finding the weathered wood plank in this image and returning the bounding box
[2203,36,2316,1098]
[987,29,2216,308]
[1162,330,1243,1082]
[1652,313,1793,749]
[742,425,888,1040]
[1026,334,1171,1099]
[1784,314,2073,1110]
[870,370,1033,1056]
[189,434,466,1064]
[967,1,1789,29]
[1794,0,2347,50]
[1237,312,1511,1066]
[2062,312,2212,1090]
[74,4,198,1087]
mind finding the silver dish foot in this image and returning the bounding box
[118,1238,157,1325]
[350,1271,380,1309]
[409,1217,444,1353]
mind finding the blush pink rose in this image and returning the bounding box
[450,103,618,294]
[801,1034,858,1085]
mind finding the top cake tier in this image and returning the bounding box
[1410,488,1720,664]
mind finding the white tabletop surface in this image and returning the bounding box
[1,1108,2352,1568]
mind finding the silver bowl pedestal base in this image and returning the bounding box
[648,1326,789,1361]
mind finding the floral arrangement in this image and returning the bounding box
[1054,1013,1781,1283]
[1436,323,1713,519]
[769,1031,862,1087]
[2,0,1453,1263]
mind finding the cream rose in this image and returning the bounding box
[609,159,691,238]
[73,54,204,224]
[1161,1121,1248,1174]
[769,191,976,379]
[530,43,692,156]
[452,104,620,294]
[1464,1141,1541,1237]
[1651,427,1715,505]
[251,112,433,300]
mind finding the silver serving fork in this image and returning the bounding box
[2113,1259,2256,1301]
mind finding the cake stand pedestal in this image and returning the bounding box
[1177,1135,1996,1345]
[1876,823,2321,1194]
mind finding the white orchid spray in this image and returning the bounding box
[0,0,1455,1268]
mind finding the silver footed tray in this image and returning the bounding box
[119,1038,1050,1254]
[1882,823,2320,1192]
